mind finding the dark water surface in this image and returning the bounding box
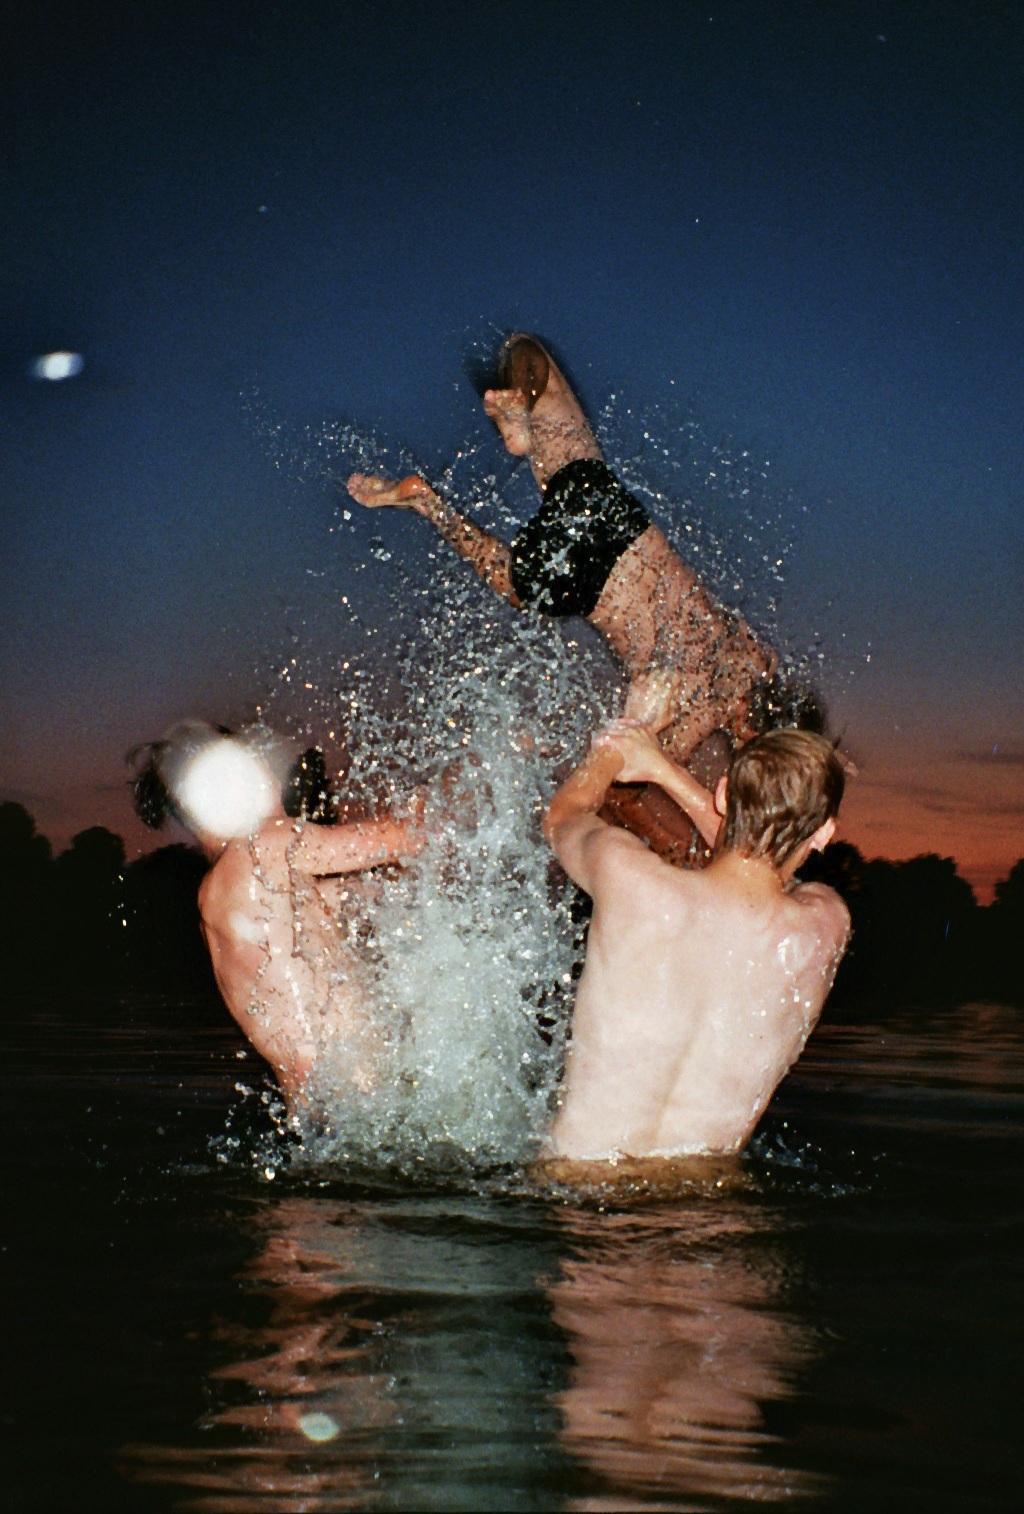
[3,1001,1021,1512]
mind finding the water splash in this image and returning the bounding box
[233,376,855,1177]
[291,580,612,1173]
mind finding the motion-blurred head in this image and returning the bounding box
[130,722,332,854]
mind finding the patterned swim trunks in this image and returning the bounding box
[509,459,651,618]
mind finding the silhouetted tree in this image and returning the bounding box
[801,844,981,1013]
[122,843,216,995]
[0,803,219,1006]
[991,861,1024,912]
[52,826,128,991]
[800,839,868,900]
[983,859,1024,1004]
[876,853,977,1001]
[0,801,54,992]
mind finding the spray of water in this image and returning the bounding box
[233,374,861,1180]
[243,509,616,1175]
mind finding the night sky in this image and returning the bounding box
[3,0,1022,899]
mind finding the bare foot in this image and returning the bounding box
[484,334,603,486]
[346,472,436,512]
[482,387,533,456]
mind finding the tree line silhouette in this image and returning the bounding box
[1,799,1021,1015]
[0,802,216,1006]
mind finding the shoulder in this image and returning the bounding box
[202,831,277,906]
[200,840,246,895]
[197,845,235,923]
[789,880,851,945]
[549,812,670,897]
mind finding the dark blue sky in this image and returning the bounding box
[2,1,1022,894]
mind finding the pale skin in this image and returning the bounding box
[194,800,426,1110]
[540,725,850,1162]
[346,335,777,769]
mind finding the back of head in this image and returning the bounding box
[130,723,333,841]
[721,729,845,869]
[130,721,228,834]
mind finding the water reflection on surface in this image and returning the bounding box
[123,1191,564,1510]
[121,1178,825,1511]
[551,1203,822,1510]
[8,1004,1023,1511]
[123,1199,385,1507]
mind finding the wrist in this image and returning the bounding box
[590,744,625,794]
[645,747,674,786]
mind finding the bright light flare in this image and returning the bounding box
[176,740,278,839]
[31,351,84,381]
[297,1411,339,1442]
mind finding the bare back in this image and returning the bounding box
[197,816,407,1105]
[548,827,850,1158]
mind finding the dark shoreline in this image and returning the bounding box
[3,799,1023,1014]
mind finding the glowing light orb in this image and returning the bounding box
[298,1411,339,1442]
[176,740,278,839]
[31,351,84,381]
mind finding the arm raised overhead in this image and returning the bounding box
[542,741,650,896]
[591,722,722,849]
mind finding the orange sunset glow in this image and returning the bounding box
[840,754,1024,904]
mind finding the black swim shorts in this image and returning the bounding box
[509,459,651,618]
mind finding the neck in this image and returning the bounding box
[712,837,816,892]
[198,833,231,863]
[709,847,786,893]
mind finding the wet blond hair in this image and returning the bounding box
[720,729,845,869]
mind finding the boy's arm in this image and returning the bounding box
[593,723,722,848]
[542,743,648,894]
[347,473,520,605]
[255,803,427,880]
[292,814,427,877]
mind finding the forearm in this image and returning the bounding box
[646,753,721,848]
[290,815,427,877]
[591,722,721,848]
[542,746,624,844]
[413,491,519,604]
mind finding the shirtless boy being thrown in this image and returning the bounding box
[541,722,850,1161]
[132,723,425,1110]
[348,333,784,862]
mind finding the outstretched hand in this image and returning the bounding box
[590,721,667,785]
[346,472,437,512]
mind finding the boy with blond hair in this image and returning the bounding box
[542,724,850,1160]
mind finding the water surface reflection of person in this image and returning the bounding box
[121,1193,566,1508]
[121,1198,392,1508]
[120,1188,826,1509]
[550,1194,825,1508]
